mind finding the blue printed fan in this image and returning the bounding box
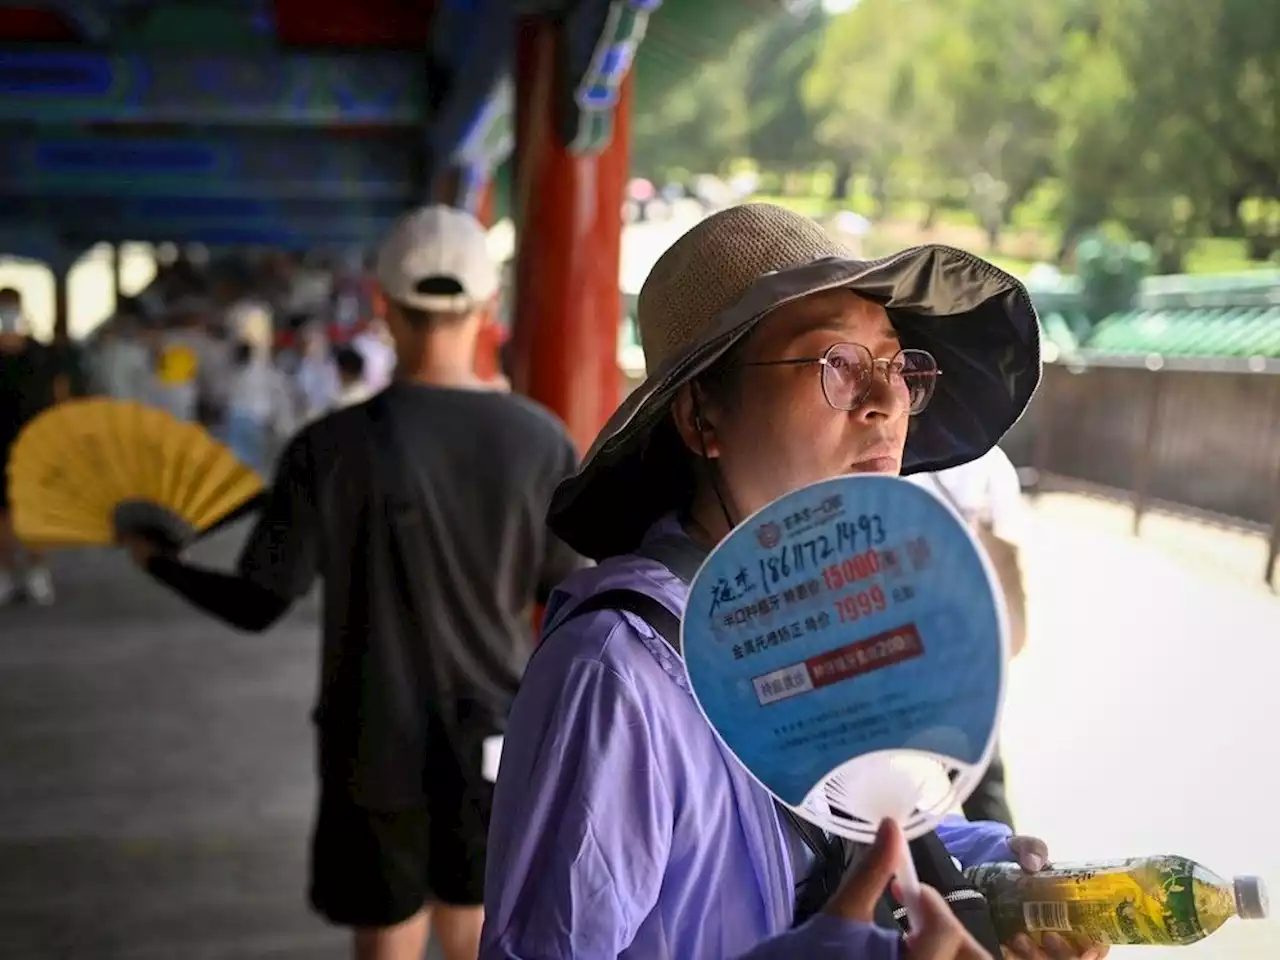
[681,475,1008,918]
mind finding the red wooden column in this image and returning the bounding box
[509,16,629,453]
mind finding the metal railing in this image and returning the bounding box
[1001,354,1280,586]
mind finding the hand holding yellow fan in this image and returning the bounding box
[6,398,267,552]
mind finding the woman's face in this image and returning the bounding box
[689,289,911,521]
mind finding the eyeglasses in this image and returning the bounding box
[744,342,940,415]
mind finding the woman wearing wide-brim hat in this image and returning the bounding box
[481,205,1104,960]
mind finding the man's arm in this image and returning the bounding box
[234,430,321,599]
[535,436,592,604]
[133,433,320,631]
[144,555,291,631]
[537,530,589,606]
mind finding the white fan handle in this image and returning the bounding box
[895,827,923,934]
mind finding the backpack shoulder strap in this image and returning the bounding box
[555,588,682,653]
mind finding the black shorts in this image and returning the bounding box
[308,735,495,928]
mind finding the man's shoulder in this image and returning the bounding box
[283,398,373,459]
[487,392,575,449]
[405,386,576,459]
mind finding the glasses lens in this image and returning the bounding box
[895,349,939,414]
[820,342,874,411]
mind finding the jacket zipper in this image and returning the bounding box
[892,887,988,923]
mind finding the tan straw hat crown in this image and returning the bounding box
[638,204,851,374]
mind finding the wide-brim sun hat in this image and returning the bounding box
[549,203,1041,561]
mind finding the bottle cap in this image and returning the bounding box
[1233,876,1269,920]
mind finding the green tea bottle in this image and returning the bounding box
[965,857,1268,947]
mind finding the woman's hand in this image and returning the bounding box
[826,819,993,958]
[1002,836,1110,960]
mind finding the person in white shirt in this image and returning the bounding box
[294,322,340,420]
[908,445,1027,829]
[91,312,153,403]
[912,445,1026,543]
[224,337,296,474]
[350,318,396,393]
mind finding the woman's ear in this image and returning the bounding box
[672,384,722,459]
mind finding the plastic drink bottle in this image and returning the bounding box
[965,856,1268,946]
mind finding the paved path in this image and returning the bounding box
[0,528,341,959]
[1,497,1277,958]
[1006,495,1279,959]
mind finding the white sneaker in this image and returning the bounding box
[23,567,55,606]
[0,570,16,606]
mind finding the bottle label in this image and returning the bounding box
[1023,901,1072,933]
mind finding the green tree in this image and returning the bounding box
[741,6,829,176]
[804,0,1063,239]
[633,5,828,183]
[1116,0,1277,262]
[631,45,749,179]
[803,0,932,217]
[1049,0,1278,269]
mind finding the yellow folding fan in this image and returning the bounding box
[6,397,266,551]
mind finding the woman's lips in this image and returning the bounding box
[848,456,899,474]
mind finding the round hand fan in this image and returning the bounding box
[6,397,267,551]
[681,475,1007,923]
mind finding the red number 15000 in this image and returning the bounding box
[834,585,887,624]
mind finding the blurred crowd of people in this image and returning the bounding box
[85,250,397,473]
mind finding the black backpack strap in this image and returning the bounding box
[903,834,1002,955]
[557,589,683,649]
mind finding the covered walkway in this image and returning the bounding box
[2,496,1276,958]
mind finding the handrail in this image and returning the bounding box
[1055,352,1280,375]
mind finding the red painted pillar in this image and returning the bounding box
[510,16,628,453]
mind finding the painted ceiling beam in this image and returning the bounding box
[3,193,406,222]
[0,48,426,124]
[0,130,421,201]
[0,211,397,249]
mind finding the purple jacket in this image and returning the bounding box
[481,516,1015,959]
